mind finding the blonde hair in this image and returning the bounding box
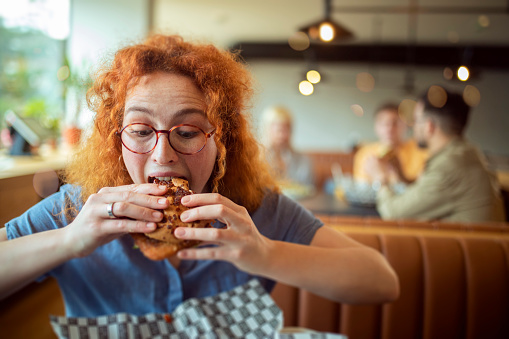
[261,105,294,146]
[262,105,293,126]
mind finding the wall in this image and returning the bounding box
[66,0,509,157]
[68,0,149,67]
[248,60,509,156]
[66,0,150,128]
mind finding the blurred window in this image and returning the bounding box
[0,0,70,145]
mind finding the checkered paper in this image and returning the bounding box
[276,332,347,339]
[50,279,283,339]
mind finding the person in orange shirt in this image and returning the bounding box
[353,103,427,185]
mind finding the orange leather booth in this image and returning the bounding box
[271,223,509,339]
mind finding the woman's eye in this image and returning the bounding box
[176,129,200,139]
[137,130,153,137]
[128,128,153,137]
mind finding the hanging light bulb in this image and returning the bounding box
[306,70,321,84]
[319,22,335,42]
[299,81,314,96]
[457,66,470,81]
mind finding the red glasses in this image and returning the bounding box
[117,123,215,155]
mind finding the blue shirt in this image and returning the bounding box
[6,184,322,317]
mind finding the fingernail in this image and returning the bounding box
[152,211,162,219]
[146,222,156,230]
[181,196,190,204]
[158,198,167,205]
[159,185,167,190]
[174,227,185,237]
[180,211,189,221]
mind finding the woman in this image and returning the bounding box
[0,35,399,317]
[261,105,314,188]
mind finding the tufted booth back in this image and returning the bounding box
[303,151,355,192]
[271,225,509,339]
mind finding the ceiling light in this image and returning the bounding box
[299,81,314,95]
[288,32,310,51]
[457,66,470,81]
[443,67,454,80]
[319,22,335,42]
[298,0,354,43]
[306,70,321,84]
[463,85,481,107]
[356,72,375,93]
[478,15,490,28]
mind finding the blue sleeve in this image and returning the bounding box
[5,184,80,240]
[5,184,81,282]
[251,192,323,245]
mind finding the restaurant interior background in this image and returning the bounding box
[1,0,509,159]
[2,2,509,338]
[76,0,509,158]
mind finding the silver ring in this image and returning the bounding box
[107,202,116,219]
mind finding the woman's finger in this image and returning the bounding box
[98,183,168,196]
[105,200,165,222]
[100,218,157,234]
[174,226,232,243]
[181,193,242,213]
[180,203,249,229]
[178,246,229,261]
[110,219,155,234]
[87,190,169,221]
[180,194,250,226]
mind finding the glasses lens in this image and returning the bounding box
[170,125,207,154]
[120,124,209,154]
[121,123,156,153]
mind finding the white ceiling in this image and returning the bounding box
[153,0,509,48]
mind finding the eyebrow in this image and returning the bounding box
[125,106,207,119]
[125,106,153,115]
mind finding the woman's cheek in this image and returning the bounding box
[122,149,144,184]
[191,151,216,193]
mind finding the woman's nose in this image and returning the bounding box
[152,133,179,163]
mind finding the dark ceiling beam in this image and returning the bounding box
[330,5,509,14]
[231,42,509,70]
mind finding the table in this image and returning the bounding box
[0,147,70,227]
[296,192,380,217]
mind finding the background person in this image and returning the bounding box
[261,105,315,192]
[375,87,505,222]
[353,103,427,185]
[0,35,398,317]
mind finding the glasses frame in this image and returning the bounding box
[117,123,216,155]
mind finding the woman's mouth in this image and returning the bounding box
[148,175,187,183]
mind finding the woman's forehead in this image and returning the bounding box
[126,73,205,107]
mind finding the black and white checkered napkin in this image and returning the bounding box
[276,330,347,339]
[50,279,283,339]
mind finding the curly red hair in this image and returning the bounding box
[64,35,277,212]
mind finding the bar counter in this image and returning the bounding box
[0,147,70,227]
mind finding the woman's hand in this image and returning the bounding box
[174,193,271,274]
[63,184,169,258]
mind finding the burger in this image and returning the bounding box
[131,177,213,260]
